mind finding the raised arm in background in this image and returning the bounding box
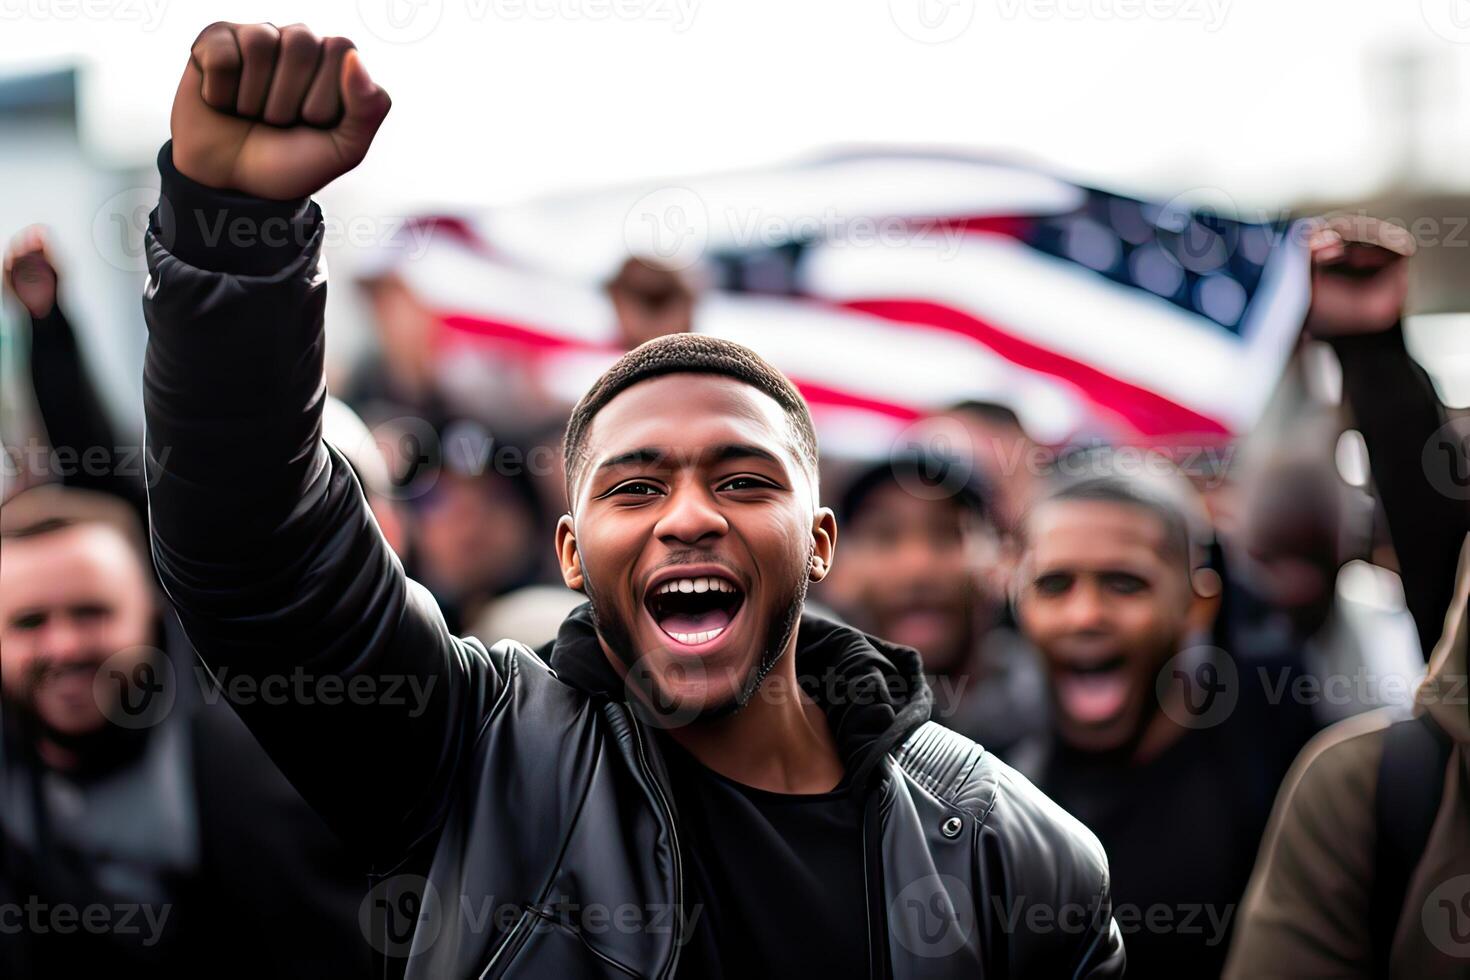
[1305,216,1469,656]
[4,228,149,520]
[143,22,507,862]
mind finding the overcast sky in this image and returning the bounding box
[3,0,1469,213]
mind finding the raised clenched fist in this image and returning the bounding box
[3,226,58,320]
[170,22,391,200]
[1304,214,1416,338]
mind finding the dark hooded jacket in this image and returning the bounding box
[140,143,1124,979]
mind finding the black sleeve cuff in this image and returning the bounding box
[1326,321,1407,363]
[28,304,68,337]
[152,140,319,277]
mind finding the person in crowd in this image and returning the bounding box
[5,225,147,517]
[1228,443,1423,723]
[137,22,1125,978]
[1224,218,1470,978]
[341,269,449,429]
[4,226,391,980]
[410,459,546,634]
[1302,216,1461,657]
[5,226,411,562]
[607,255,698,349]
[825,449,1047,754]
[1221,214,1454,677]
[1225,542,1469,979]
[940,400,1047,534]
[1008,462,1318,979]
[0,486,372,979]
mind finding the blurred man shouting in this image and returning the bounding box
[1010,466,1313,979]
[1015,471,1221,753]
[138,21,1124,978]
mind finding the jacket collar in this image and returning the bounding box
[543,602,933,788]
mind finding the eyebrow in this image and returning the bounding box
[595,443,786,475]
[1030,563,1154,579]
[596,448,666,473]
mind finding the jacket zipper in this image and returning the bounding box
[478,907,536,979]
[861,775,891,980]
[627,708,685,980]
[862,802,875,980]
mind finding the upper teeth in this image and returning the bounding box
[655,577,738,595]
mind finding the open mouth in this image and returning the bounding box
[644,574,747,647]
[887,602,957,646]
[1054,655,1131,725]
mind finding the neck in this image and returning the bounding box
[645,634,844,795]
[1130,696,1189,765]
[37,737,83,772]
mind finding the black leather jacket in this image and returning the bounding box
[141,149,1125,979]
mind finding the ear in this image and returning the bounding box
[808,506,838,583]
[555,513,586,592]
[1186,566,1223,634]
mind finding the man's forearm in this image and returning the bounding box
[144,140,329,562]
[27,302,147,518]
[1332,325,1466,655]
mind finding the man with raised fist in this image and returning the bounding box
[143,22,1124,978]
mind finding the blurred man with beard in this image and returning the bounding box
[0,492,371,979]
[1,494,156,766]
[0,489,188,975]
[132,21,1125,978]
[830,451,1047,754]
[1009,464,1314,979]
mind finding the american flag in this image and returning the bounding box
[384,149,1309,456]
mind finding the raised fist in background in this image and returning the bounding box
[3,225,58,319]
[1304,214,1416,338]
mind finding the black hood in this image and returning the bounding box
[543,603,933,789]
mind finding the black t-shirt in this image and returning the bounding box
[657,734,870,979]
[1038,725,1272,980]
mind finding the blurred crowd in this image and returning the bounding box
[2,205,1467,979]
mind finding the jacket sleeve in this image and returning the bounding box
[1332,325,1468,656]
[27,303,149,522]
[142,143,508,862]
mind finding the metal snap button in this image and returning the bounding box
[941,816,963,838]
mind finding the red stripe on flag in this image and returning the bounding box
[437,301,1223,438]
[789,380,922,421]
[839,299,1230,437]
[926,215,1033,239]
[439,314,619,354]
[438,312,921,422]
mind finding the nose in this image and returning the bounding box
[40,617,91,663]
[654,481,729,546]
[1059,579,1109,632]
[891,534,940,583]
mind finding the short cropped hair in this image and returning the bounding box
[838,450,992,528]
[947,399,1024,432]
[563,334,819,500]
[0,484,148,562]
[1027,456,1211,570]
